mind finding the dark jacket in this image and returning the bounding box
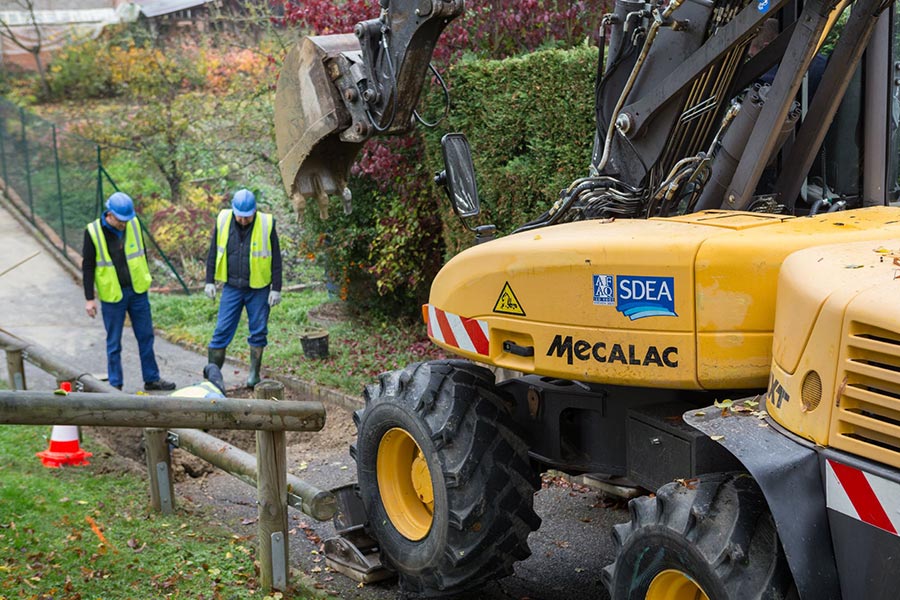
[204,213,282,291]
[82,213,138,301]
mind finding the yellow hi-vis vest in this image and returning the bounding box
[86,217,151,303]
[171,381,224,398]
[213,209,274,289]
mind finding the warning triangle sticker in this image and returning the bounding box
[493,282,526,316]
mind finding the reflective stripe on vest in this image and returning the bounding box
[171,381,224,398]
[214,209,273,289]
[86,217,152,303]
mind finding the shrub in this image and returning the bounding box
[102,155,168,200]
[424,45,599,254]
[149,203,217,263]
[46,37,116,101]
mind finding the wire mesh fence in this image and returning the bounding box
[0,98,187,293]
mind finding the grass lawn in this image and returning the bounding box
[150,288,448,396]
[0,422,321,599]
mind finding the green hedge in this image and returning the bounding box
[424,44,599,255]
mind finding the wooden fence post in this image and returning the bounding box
[255,380,288,591]
[144,428,174,514]
[6,348,26,390]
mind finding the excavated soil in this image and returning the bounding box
[86,382,358,483]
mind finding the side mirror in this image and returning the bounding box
[437,133,480,218]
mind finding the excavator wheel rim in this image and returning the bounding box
[646,568,711,600]
[377,427,434,541]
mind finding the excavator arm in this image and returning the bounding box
[274,0,463,217]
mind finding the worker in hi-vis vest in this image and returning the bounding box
[82,192,176,392]
[203,189,282,388]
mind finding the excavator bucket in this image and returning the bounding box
[274,34,363,219]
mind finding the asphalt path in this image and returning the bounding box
[2,197,634,599]
[178,430,631,600]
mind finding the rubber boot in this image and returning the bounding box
[247,346,264,388]
[208,347,226,369]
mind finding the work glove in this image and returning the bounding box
[268,290,282,307]
[204,283,216,300]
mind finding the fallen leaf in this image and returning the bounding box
[85,516,116,553]
[711,435,725,441]
[714,399,733,409]
[694,411,706,416]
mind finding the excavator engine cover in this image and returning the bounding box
[275,34,363,217]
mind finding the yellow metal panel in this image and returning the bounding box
[695,208,900,388]
[431,207,900,390]
[696,332,772,389]
[769,239,900,447]
[661,209,790,229]
[829,280,900,468]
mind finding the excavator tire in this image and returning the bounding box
[602,472,794,600]
[353,360,541,596]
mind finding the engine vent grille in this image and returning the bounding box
[833,322,900,469]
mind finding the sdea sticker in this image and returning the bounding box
[494,281,526,316]
[617,275,676,320]
[594,274,677,320]
[758,0,769,12]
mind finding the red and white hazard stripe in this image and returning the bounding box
[426,305,490,356]
[826,459,900,535]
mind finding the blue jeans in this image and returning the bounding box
[100,286,161,388]
[209,284,270,349]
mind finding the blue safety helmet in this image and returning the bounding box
[106,192,135,222]
[231,189,256,217]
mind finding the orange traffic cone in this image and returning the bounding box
[37,384,91,468]
[37,425,91,468]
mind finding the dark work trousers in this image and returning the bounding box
[100,286,161,388]
[209,283,271,349]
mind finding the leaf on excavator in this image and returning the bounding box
[676,478,699,489]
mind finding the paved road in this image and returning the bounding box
[1,197,633,599]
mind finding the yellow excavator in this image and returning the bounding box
[275,0,900,597]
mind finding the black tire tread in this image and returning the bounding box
[356,360,541,596]
[602,472,793,600]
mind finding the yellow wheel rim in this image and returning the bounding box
[377,427,434,541]
[646,569,710,600]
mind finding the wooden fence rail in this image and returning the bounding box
[0,390,325,431]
